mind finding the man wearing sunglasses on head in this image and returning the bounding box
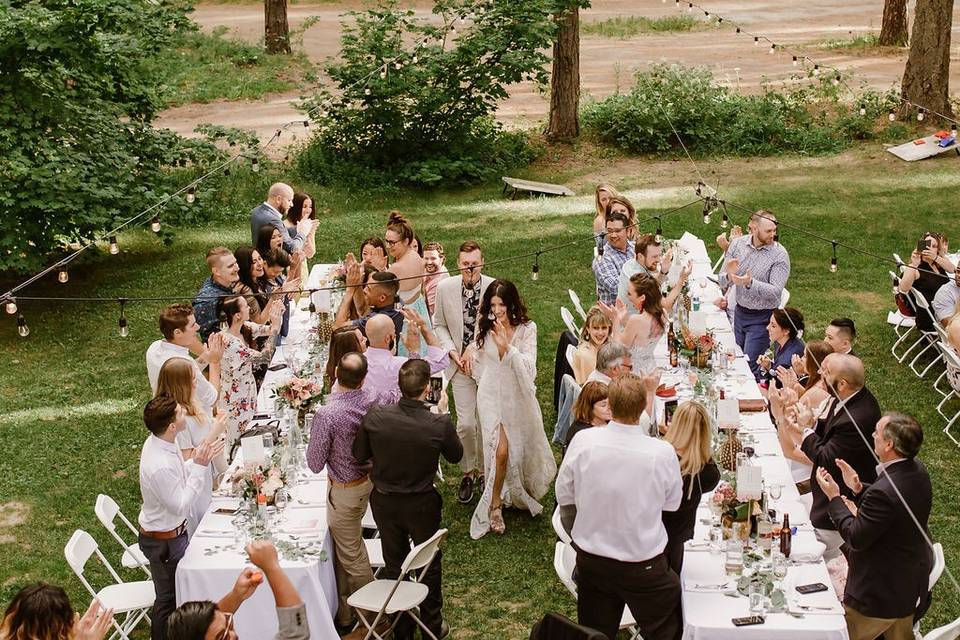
[166,540,308,640]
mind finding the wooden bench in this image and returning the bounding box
[502,176,575,199]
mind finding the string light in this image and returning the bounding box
[735,26,741,33]
[224,166,231,177]
[655,217,664,244]
[702,200,712,224]
[792,56,798,66]
[812,64,820,76]
[303,120,310,128]
[859,104,866,116]
[768,43,776,55]
[251,157,259,173]
[917,108,925,122]
[830,242,838,273]
[688,3,693,12]
[832,72,841,86]
[952,125,958,139]
[5,298,16,315]
[889,109,896,122]
[219,310,229,332]
[150,216,161,233]
[309,299,316,314]
[109,236,119,255]
[17,313,29,338]
[753,36,759,46]
[186,185,196,204]
[532,253,540,281]
[720,206,729,229]
[58,269,69,284]
[118,299,129,338]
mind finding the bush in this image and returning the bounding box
[580,64,901,157]
[295,0,554,189]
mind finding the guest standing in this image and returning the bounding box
[720,210,791,381]
[571,307,611,385]
[661,401,720,574]
[432,241,494,505]
[145,303,223,401]
[422,241,450,318]
[353,360,463,640]
[385,211,431,354]
[592,183,619,244]
[306,353,377,632]
[815,413,932,640]
[192,247,240,341]
[250,183,311,253]
[363,310,448,404]
[470,280,557,538]
[285,192,318,284]
[360,237,388,271]
[556,375,682,640]
[592,210,634,306]
[138,394,223,640]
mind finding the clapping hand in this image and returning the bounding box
[835,458,863,494]
[402,317,421,354]
[840,496,859,517]
[598,299,627,326]
[400,307,425,328]
[205,332,225,365]
[791,353,805,375]
[678,260,693,284]
[775,364,799,389]
[729,225,743,241]
[714,297,728,310]
[727,259,753,287]
[296,215,312,238]
[490,318,510,356]
[640,368,662,397]
[73,600,114,640]
[345,257,364,288]
[816,467,842,500]
[756,353,772,372]
[268,302,284,333]
[660,247,674,274]
[193,439,225,467]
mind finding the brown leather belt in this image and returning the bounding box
[330,474,369,489]
[139,521,187,540]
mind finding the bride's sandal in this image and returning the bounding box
[489,505,505,535]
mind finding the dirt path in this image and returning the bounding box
[156,0,960,149]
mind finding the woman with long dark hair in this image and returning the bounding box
[0,583,112,640]
[469,279,556,538]
[233,247,271,324]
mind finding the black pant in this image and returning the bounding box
[138,531,188,640]
[370,489,444,640]
[574,547,682,640]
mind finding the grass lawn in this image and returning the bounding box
[2,143,960,638]
[581,15,708,39]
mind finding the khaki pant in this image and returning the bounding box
[815,527,845,561]
[845,604,915,640]
[327,479,374,626]
[450,370,483,474]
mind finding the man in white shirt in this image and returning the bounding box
[145,304,223,406]
[138,394,224,640]
[556,375,682,640]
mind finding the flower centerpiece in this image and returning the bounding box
[711,479,752,542]
[231,464,286,505]
[674,324,718,369]
[273,377,324,412]
[329,262,347,286]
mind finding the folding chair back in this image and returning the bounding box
[930,542,946,592]
[565,344,576,369]
[65,530,125,599]
[552,509,572,545]
[402,528,448,581]
[779,288,790,309]
[95,494,149,574]
[568,290,588,322]
[923,616,960,640]
[893,252,905,272]
[561,307,580,338]
[553,542,578,597]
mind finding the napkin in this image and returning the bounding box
[775,500,810,527]
[790,538,826,563]
[282,518,321,534]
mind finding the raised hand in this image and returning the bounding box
[345,260,364,287]
[231,567,263,603]
[193,438,226,466]
[840,496,859,517]
[775,364,799,389]
[908,250,922,268]
[246,540,281,571]
[73,600,114,640]
[597,301,618,323]
[678,260,693,283]
[730,225,743,240]
[491,318,510,355]
[400,307,425,328]
[815,467,841,500]
[835,458,863,494]
[205,331,225,365]
[640,368,662,397]
[268,303,284,333]
[791,353,805,375]
[402,317,421,354]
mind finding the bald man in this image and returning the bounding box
[250,183,310,253]
[792,353,881,560]
[363,310,448,404]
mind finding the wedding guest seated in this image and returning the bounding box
[934,263,960,327]
[325,327,367,389]
[423,241,450,318]
[592,210,634,306]
[233,247,272,324]
[814,413,932,640]
[572,307,611,385]
[586,341,633,385]
[563,381,610,455]
[757,306,805,390]
[360,236,388,271]
[256,225,285,267]
[898,232,954,332]
[662,400,720,574]
[334,258,403,341]
[1,583,113,640]
[193,247,240,341]
[825,317,857,356]
[166,540,309,640]
[335,261,379,324]
[617,234,673,313]
[364,310,448,404]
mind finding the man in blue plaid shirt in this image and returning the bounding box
[593,211,635,305]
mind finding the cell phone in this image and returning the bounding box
[918,238,931,253]
[425,375,444,406]
[664,399,679,427]
[267,363,288,371]
[213,507,238,516]
[731,616,765,626]
[795,582,829,595]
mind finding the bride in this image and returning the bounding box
[385,211,431,355]
[600,268,690,374]
[470,279,557,538]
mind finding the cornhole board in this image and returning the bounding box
[502,176,575,199]
[887,134,960,161]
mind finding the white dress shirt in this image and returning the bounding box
[175,415,215,534]
[556,420,682,562]
[145,339,217,410]
[138,434,208,532]
[585,369,612,385]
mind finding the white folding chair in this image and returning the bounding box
[712,252,724,274]
[64,530,155,640]
[889,272,915,339]
[348,529,448,640]
[893,252,906,273]
[565,344,576,370]
[551,508,571,545]
[935,342,960,412]
[568,289,588,322]
[561,307,580,337]
[552,542,641,640]
[362,504,379,538]
[929,542,945,592]
[921,616,960,640]
[907,291,945,378]
[94,494,150,577]
[779,287,790,309]
[939,348,960,445]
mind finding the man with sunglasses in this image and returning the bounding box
[166,540,308,640]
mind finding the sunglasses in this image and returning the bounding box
[216,612,234,640]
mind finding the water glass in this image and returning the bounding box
[769,484,783,500]
[724,540,744,575]
[771,548,788,582]
[709,525,723,555]
[262,432,274,450]
[748,582,767,614]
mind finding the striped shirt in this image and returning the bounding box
[720,235,790,310]
[593,239,635,305]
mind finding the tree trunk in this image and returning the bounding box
[902,0,954,117]
[547,5,580,142]
[879,0,909,46]
[265,0,291,54]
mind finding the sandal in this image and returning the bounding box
[489,505,505,535]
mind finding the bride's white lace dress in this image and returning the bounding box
[470,321,557,539]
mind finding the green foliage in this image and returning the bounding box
[295,0,554,188]
[0,0,227,273]
[142,26,318,107]
[580,64,902,157]
[818,32,887,51]
[581,15,705,38]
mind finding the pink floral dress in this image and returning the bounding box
[217,323,277,448]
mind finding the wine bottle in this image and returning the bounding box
[779,513,792,557]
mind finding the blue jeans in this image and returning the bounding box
[734,306,773,381]
[139,531,188,640]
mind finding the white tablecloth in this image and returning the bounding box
[176,264,342,640]
[665,235,848,640]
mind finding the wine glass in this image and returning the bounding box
[771,547,788,586]
[273,489,290,527]
[769,484,783,501]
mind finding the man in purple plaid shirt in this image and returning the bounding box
[306,352,377,632]
[593,211,635,305]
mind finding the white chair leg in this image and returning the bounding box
[917,352,945,378]
[945,409,960,446]
[895,332,924,363]
[937,390,957,419]
[934,369,951,398]
[908,338,938,376]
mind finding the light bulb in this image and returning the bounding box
[364,88,371,96]
[830,257,838,273]
[952,125,958,138]
[917,109,925,122]
[688,3,693,12]
[150,216,161,232]
[412,55,418,63]
[109,236,119,255]
[379,69,387,79]
[251,158,259,173]
[721,213,729,229]
[813,65,820,76]
[118,316,128,338]
[219,311,229,332]
[309,300,316,314]
[593,245,599,259]
[859,104,866,116]
[703,211,711,224]
[17,314,29,338]
[303,120,310,128]
[5,298,17,315]
[223,167,230,177]
[768,44,775,54]
[832,74,840,86]
[888,110,896,122]
[792,56,798,66]
[754,36,759,46]
[395,61,402,70]
[736,27,741,33]
[58,269,69,283]
[532,261,540,281]
[186,186,196,203]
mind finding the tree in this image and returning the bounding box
[546,3,581,141]
[901,0,954,117]
[264,0,291,54]
[879,0,909,47]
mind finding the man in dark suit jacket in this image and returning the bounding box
[815,412,932,640]
[794,354,881,560]
[249,183,310,253]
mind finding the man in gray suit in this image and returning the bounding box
[250,183,311,253]
[432,240,494,505]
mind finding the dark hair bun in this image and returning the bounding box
[387,210,408,226]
